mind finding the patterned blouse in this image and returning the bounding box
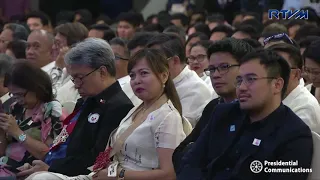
[3,101,63,167]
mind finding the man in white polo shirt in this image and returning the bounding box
[269,43,320,133]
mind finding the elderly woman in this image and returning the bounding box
[26,49,189,180]
[0,61,63,176]
[17,38,133,178]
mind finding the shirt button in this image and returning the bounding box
[49,152,52,155]
[236,150,239,154]
[226,168,230,171]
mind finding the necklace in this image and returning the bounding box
[137,93,165,116]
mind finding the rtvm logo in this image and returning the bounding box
[268,9,309,20]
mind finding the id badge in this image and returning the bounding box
[108,161,119,177]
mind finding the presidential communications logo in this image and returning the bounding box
[250,160,312,173]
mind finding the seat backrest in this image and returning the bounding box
[182,116,193,136]
[308,131,320,180]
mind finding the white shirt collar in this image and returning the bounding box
[283,85,303,104]
[0,93,10,103]
[118,75,130,87]
[173,66,190,85]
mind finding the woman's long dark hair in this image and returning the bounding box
[4,60,54,103]
[128,48,182,115]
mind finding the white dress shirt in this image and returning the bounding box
[283,85,320,133]
[55,80,80,104]
[42,62,71,95]
[173,66,212,127]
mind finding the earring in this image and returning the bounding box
[163,84,165,88]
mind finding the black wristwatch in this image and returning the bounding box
[119,168,125,180]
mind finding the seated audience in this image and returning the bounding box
[173,38,254,170]
[27,48,188,180]
[0,61,63,175]
[147,33,212,127]
[268,43,320,133]
[188,40,213,88]
[5,40,27,59]
[303,40,320,104]
[16,38,134,177]
[177,49,313,180]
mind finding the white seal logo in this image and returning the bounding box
[250,160,263,173]
[88,113,100,123]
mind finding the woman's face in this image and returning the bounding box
[305,57,320,87]
[8,85,38,109]
[188,45,209,76]
[186,37,200,58]
[130,58,168,102]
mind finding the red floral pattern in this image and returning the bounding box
[93,147,113,172]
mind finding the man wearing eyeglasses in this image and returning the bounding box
[268,43,320,133]
[177,49,312,180]
[16,38,134,178]
[173,38,254,170]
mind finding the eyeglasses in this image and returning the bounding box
[187,54,207,63]
[304,67,320,76]
[71,67,100,86]
[263,33,293,46]
[115,55,129,61]
[9,91,28,99]
[234,76,277,88]
[204,64,239,76]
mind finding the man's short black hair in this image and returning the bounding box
[26,11,50,26]
[207,38,254,62]
[147,33,186,64]
[241,38,262,49]
[191,23,211,37]
[171,13,189,27]
[298,36,320,49]
[240,49,291,99]
[117,12,142,27]
[211,25,234,37]
[143,24,164,33]
[268,43,303,69]
[234,24,259,39]
[163,25,186,43]
[206,14,224,23]
[303,39,320,65]
[127,32,156,51]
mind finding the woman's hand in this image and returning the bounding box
[55,46,69,69]
[0,113,22,137]
[92,168,117,180]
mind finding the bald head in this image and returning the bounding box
[26,29,54,68]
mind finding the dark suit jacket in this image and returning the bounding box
[177,102,313,180]
[173,98,223,170]
[48,82,134,176]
